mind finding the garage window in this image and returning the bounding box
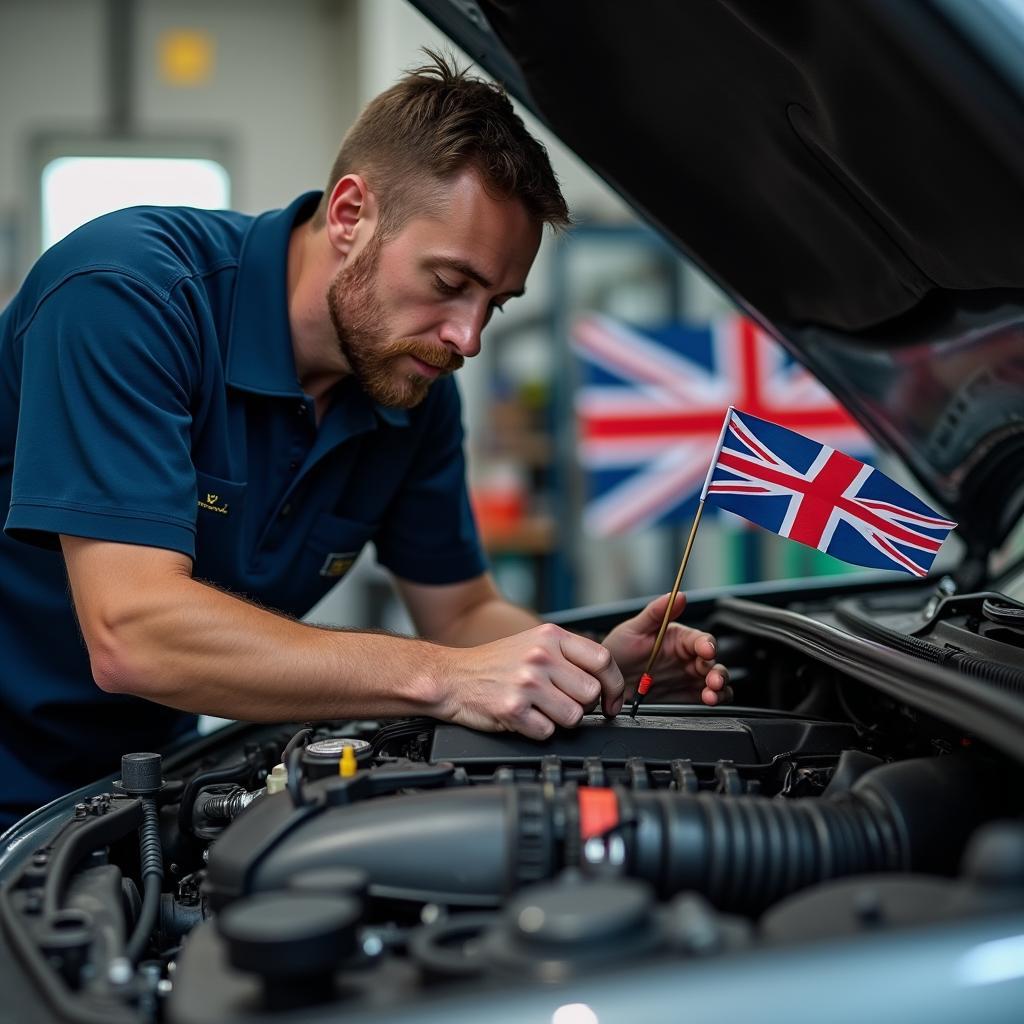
[41,155,230,252]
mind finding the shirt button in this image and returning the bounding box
[288,461,299,472]
[280,503,293,518]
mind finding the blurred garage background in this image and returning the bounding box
[0,0,896,638]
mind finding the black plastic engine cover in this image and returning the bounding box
[429,712,858,765]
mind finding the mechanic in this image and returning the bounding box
[0,53,729,830]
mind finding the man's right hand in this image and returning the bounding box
[61,537,622,738]
[431,623,625,740]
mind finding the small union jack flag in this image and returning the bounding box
[701,408,957,576]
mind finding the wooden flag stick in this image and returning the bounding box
[627,407,733,719]
[629,498,706,718]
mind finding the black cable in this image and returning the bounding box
[371,718,434,756]
[286,745,309,808]
[982,596,1024,626]
[124,797,163,964]
[949,652,1024,691]
[835,598,1024,694]
[282,724,314,765]
[279,725,316,808]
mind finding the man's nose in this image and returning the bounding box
[438,308,485,359]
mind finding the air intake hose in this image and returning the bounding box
[211,756,988,916]
[615,789,896,912]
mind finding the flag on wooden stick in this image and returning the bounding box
[701,408,957,576]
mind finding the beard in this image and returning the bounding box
[327,238,464,409]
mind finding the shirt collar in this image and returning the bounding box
[225,191,408,427]
[373,403,410,427]
[226,191,318,397]
[321,378,410,441]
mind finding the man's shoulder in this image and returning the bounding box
[37,205,252,299]
[1,206,256,343]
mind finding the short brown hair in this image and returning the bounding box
[312,49,569,235]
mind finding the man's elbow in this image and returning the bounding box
[81,606,166,697]
[62,538,194,698]
[87,631,151,696]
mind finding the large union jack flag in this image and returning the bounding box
[572,314,869,535]
[703,408,957,576]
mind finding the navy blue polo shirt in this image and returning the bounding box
[0,192,486,827]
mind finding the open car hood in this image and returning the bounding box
[412,0,1024,561]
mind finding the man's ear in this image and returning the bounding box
[324,174,379,258]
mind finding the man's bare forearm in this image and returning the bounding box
[85,574,450,721]
[62,538,628,739]
[428,595,540,647]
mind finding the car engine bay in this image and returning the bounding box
[3,581,1024,1024]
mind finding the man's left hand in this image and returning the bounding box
[602,592,731,712]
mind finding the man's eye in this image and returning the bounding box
[483,302,506,327]
[434,276,460,296]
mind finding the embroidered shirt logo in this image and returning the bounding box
[198,492,229,515]
[319,551,357,578]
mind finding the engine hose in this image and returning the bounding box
[221,756,990,916]
[124,797,164,964]
[231,784,895,915]
[177,758,252,835]
[197,787,261,821]
[617,789,897,913]
[834,599,1024,693]
[947,652,1024,691]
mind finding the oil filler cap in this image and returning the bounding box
[119,752,163,794]
[218,893,362,1009]
[480,875,661,980]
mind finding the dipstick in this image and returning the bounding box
[629,500,705,718]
